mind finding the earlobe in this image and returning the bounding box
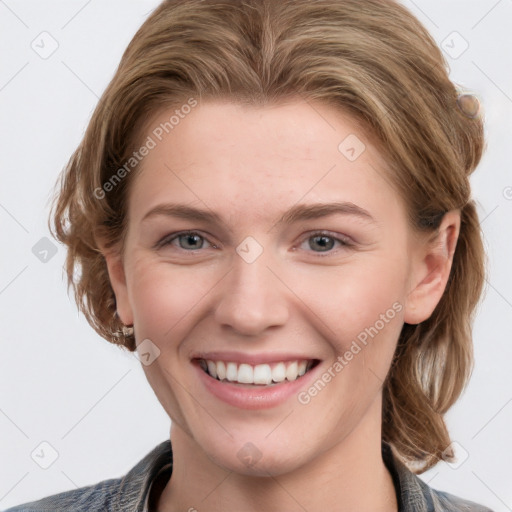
[100,242,134,327]
[404,210,461,325]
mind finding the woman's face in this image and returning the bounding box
[107,98,428,475]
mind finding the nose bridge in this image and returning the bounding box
[214,240,289,335]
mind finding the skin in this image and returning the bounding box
[101,98,460,512]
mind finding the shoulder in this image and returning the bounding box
[382,441,495,512]
[408,463,495,512]
[2,440,173,512]
[429,486,495,512]
[406,464,495,511]
[2,477,121,512]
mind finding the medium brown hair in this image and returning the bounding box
[49,0,486,472]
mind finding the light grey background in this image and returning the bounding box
[1,0,511,510]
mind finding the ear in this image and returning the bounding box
[404,210,461,325]
[98,238,134,327]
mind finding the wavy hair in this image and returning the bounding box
[49,0,486,472]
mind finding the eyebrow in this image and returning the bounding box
[141,201,376,228]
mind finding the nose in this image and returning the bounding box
[214,248,289,336]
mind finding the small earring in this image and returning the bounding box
[121,324,134,337]
[456,92,480,119]
[113,310,134,339]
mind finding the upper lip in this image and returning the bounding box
[191,351,320,365]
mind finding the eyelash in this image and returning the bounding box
[155,230,354,257]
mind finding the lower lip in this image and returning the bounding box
[194,361,322,410]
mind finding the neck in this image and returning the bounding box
[156,397,398,512]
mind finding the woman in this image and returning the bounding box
[5,0,493,510]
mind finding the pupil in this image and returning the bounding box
[312,235,333,251]
[181,234,201,249]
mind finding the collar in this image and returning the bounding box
[114,439,458,512]
[113,440,173,512]
[381,441,436,512]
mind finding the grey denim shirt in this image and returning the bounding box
[3,440,494,512]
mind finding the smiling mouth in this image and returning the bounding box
[195,358,320,386]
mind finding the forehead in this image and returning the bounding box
[126,99,404,227]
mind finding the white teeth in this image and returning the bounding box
[237,363,254,383]
[226,362,238,381]
[216,361,226,380]
[207,360,217,379]
[253,364,272,385]
[271,362,286,382]
[200,359,314,385]
[285,361,298,381]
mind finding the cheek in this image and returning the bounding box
[127,260,214,341]
[296,256,406,363]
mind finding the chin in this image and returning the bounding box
[212,446,307,477]
[194,431,313,478]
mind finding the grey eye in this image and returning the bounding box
[177,233,205,250]
[308,234,336,252]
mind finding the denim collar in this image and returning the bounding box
[114,439,488,512]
